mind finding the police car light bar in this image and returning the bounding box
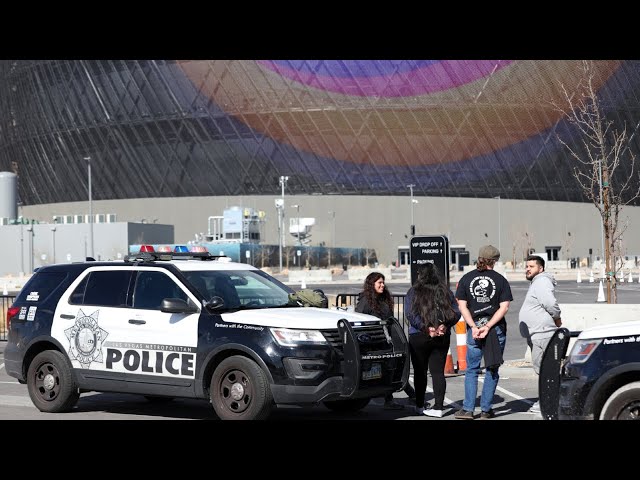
[124,251,229,263]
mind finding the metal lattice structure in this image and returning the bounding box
[1,60,639,206]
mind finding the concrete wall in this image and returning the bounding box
[0,222,173,275]
[17,195,640,271]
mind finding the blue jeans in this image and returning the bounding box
[463,322,507,412]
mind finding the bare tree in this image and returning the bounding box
[364,248,377,267]
[553,60,640,303]
[256,245,274,268]
[344,249,356,267]
[284,246,293,270]
[523,231,534,265]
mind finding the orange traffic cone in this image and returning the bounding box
[444,347,455,375]
[455,317,467,372]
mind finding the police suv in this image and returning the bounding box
[540,321,640,420]
[4,249,409,420]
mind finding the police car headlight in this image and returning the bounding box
[569,339,602,364]
[270,328,327,347]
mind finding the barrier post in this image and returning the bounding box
[444,347,455,375]
[455,316,467,372]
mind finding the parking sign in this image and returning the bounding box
[409,235,450,285]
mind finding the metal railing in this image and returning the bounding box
[335,293,408,334]
[1,295,16,341]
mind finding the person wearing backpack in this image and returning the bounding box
[355,271,415,409]
[404,263,460,417]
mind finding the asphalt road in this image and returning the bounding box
[1,280,639,421]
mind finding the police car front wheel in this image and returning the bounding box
[27,350,79,413]
[599,381,640,420]
[210,355,273,420]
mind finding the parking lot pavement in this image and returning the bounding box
[361,362,542,421]
[0,342,542,420]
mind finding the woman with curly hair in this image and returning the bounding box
[405,263,460,417]
[355,271,414,409]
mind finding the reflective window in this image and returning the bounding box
[133,271,188,310]
[16,272,68,304]
[76,271,132,307]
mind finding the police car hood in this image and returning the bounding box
[221,307,381,329]
[579,320,640,340]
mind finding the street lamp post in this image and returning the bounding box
[84,156,94,259]
[51,225,57,264]
[291,204,301,246]
[18,201,24,274]
[328,210,335,267]
[494,195,501,254]
[26,223,34,272]
[292,204,301,268]
[278,175,289,272]
[407,184,416,236]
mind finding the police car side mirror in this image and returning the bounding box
[161,298,199,314]
[204,296,225,311]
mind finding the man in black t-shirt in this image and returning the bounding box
[454,245,513,420]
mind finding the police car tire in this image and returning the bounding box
[323,397,371,412]
[27,350,79,413]
[210,355,273,420]
[599,381,640,420]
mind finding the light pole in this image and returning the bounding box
[407,184,416,236]
[278,175,288,272]
[84,156,94,259]
[26,223,34,272]
[328,210,335,267]
[494,195,501,254]
[51,225,57,264]
[291,204,301,268]
[291,204,301,246]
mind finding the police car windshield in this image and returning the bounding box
[184,270,291,309]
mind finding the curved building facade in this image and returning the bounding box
[1,60,639,204]
[1,60,640,268]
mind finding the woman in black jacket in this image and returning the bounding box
[355,271,415,410]
[404,263,459,417]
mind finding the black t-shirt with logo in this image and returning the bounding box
[455,268,513,321]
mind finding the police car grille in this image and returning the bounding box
[321,325,389,354]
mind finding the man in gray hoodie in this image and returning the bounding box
[519,255,562,413]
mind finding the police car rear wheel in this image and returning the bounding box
[323,398,371,412]
[27,350,79,413]
[599,381,640,420]
[211,356,272,420]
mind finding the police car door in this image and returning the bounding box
[114,267,200,386]
[51,266,136,384]
[52,266,200,389]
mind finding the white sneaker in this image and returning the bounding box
[528,401,540,414]
[423,408,444,418]
[413,401,431,415]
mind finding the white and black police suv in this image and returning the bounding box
[5,249,409,420]
[539,321,640,420]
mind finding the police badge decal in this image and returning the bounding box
[64,309,109,369]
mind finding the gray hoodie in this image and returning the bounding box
[518,271,561,339]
